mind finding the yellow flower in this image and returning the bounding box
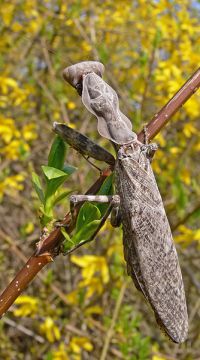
[180,169,191,186]
[154,133,166,147]
[0,173,25,201]
[14,295,39,317]
[0,76,18,94]
[152,356,167,360]
[2,140,30,160]
[52,343,69,360]
[71,255,109,284]
[11,22,23,32]
[23,222,34,235]
[0,3,15,26]
[79,277,104,299]
[174,225,194,246]
[84,305,103,316]
[40,317,61,343]
[183,123,197,138]
[81,41,92,52]
[67,101,76,110]
[151,343,168,360]
[70,337,93,354]
[0,117,20,143]
[22,123,37,141]
[66,289,80,305]
[53,111,61,120]
[169,147,180,155]
[193,229,200,243]
[65,19,73,26]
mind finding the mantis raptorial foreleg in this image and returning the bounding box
[60,195,120,255]
[70,194,120,226]
[53,122,117,252]
[53,122,115,167]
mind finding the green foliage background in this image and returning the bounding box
[0,0,200,359]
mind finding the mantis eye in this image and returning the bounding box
[88,88,101,99]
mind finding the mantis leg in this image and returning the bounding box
[62,194,120,255]
[53,122,115,167]
[141,126,158,162]
[70,194,120,223]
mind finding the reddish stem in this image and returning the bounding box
[0,255,52,317]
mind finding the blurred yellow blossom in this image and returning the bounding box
[0,117,20,143]
[180,168,191,186]
[70,337,93,354]
[66,289,80,305]
[84,305,103,316]
[175,225,195,246]
[71,255,109,284]
[40,317,61,343]
[0,76,18,93]
[169,147,180,155]
[14,295,39,317]
[52,343,69,360]
[2,140,30,160]
[22,123,37,141]
[0,173,25,201]
[183,122,197,138]
[152,356,167,360]
[22,221,34,235]
[67,101,76,110]
[79,277,104,298]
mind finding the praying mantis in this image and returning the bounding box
[53,61,188,343]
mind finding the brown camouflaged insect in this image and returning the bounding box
[59,62,188,343]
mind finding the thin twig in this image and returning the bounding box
[65,324,124,359]
[171,201,200,231]
[140,46,156,119]
[3,317,45,343]
[100,282,127,360]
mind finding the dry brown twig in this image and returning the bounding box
[100,282,127,360]
[0,66,199,318]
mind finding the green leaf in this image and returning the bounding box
[98,173,114,195]
[44,176,69,200]
[97,44,109,62]
[173,176,187,214]
[53,190,73,206]
[48,135,67,169]
[61,228,73,242]
[76,203,101,232]
[42,166,68,180]
[40,209,53,227]
[153,28,162,48]
[42,164,76,202]
[32,172,44,203]
[97,174,114,215]
[44,352,53,360]
[62,164,77,175]
[61,228,75,253]
[139,51,148,67]
[72,219,101,245]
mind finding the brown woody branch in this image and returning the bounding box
[0,67,200,317]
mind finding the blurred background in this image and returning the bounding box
[0,0,200,359]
